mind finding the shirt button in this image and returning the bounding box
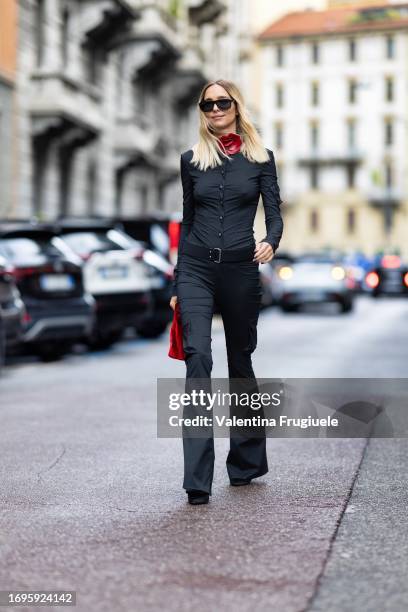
[218,232,222,236]
[219,215,223,220]
[219,184,224,189]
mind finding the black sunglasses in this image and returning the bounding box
[199,97,235,113]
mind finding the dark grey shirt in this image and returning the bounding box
[172,147,284,296]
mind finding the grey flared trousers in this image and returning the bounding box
[176,251,268,495]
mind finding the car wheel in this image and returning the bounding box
[340,300,353,313]
[135,321,168,338]
[280,303,299,313]
[36,342,71,362]
[86,329,123,350]
[0,326,5,373]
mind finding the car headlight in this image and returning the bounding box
[331,266,345,280]
[278,266,293,280]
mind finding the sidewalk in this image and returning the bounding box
[309,438,408,612]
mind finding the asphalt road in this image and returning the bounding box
[1,295,407,611]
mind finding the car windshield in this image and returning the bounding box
[0,237,63,262]
[60,231,124,255]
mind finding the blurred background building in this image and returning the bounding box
[0,0,407,257]
[0,0,18,216]
[257,0,408,257]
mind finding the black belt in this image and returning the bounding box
[183,241,255,263]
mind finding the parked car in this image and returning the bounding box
[341,251,374,293]
[112,212,181,265]
[106,224,174,337]
[0,254,25,354]
[0,223,95,361]
[364,254,408,297]
[113,215,178,336]
[54,218,153,347]
[276,251,354,313]
[260,251,296,308]
[0,307,4,373]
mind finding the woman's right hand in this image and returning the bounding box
[169,295,178,311]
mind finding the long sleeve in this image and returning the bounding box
[259,148,284,253]
[171,154,196,296]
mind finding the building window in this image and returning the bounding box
[311,81,319,106]
[60,8,70,68]
[116,50,125,111]
[346,165,356,188]
[385,76,394,102]
[133,80,148,116]
[275,122,283,149]
[35,0,45,67]
[349,39,356,62]
[311,42,319,64]
[347,118,356,149]
[348,79,357,104]
[310,209,319,232]
[386,35,394,59]
[385,160,393,188]
[384,118,393,146]
[276,83,283,108]
[311,166,319,189]
[310,121,319,151]
[86,160,97,213]
[347,208,356,233]
[81,44,103,86]
[276,45,284,66]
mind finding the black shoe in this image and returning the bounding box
[187,490,210,505]
[230,478,252,486]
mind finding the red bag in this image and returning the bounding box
[168,302,185,360]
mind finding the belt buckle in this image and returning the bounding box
[210,247,222,263]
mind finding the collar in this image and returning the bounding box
[217,132,242,155]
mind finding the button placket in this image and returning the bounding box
[218,162,226,246]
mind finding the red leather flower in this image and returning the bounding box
[168,302,185,360]
[217,132,242,155]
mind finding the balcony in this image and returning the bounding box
[171,44,208,106]
[79,0,138,50]
[118,5,182,81]
[186,0,227,26]
[368,188,402,209]
[297,148,364,167]
[114,116,157,158]
[29,72,103,141]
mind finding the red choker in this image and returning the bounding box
[217,132,242,155]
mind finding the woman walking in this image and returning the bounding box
[169,79,284,505]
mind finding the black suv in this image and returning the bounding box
[0,223,95,361]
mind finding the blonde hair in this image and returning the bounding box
[190,79,270,171]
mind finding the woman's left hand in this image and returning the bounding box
[253,241,275,263]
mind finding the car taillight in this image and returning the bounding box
[22,309,32,324]
[404,272,408,287]
[168,221,180,265]
[381,255,401,268]
[366,271,379,288]
[12,265,55,280]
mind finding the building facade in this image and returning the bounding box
[0,0,18,216]
[10,0,251,221]
[258,2,408,257]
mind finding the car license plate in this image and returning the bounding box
[301,290,325,301]
[99,265,129,279]
[40,274,75,291]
